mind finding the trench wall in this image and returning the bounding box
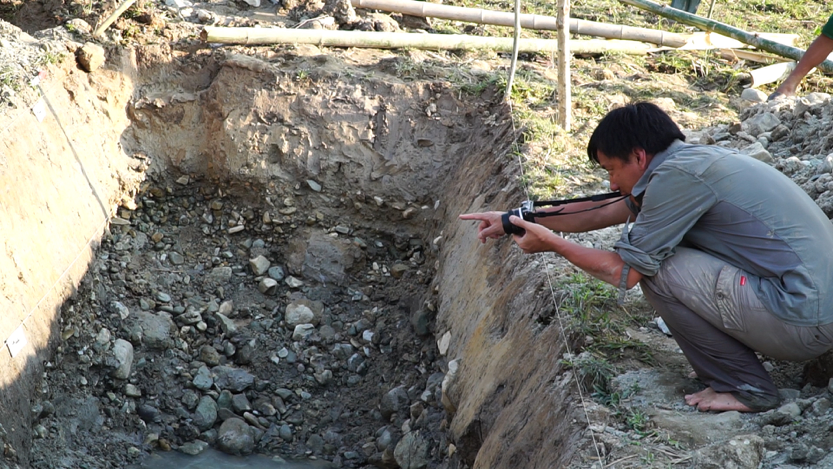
[126,49,585,467]
[0,51,141,465]
[437,138,586,468]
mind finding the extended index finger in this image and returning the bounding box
[459,213,488,220]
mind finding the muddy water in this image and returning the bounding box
[130,449,332,469]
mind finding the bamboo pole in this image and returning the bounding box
[618,0,833,74]
[200,27,654,55]
[94,0,137,37]
[749,62,797,88]
[505,0,521,100]
[557,0,570,131]
[351,0,687,48]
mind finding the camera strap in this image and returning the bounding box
[501,191,628,236]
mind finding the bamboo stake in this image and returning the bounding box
[351,0,687,47]
[200,27,654,55]
[505,0,521,100]
[618,0,833,74]
[94,0,137,37]
[557,0,570,131]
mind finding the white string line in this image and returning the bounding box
[505,100,604,466]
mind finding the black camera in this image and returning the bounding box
[501,201,536,236]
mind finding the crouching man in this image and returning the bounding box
[460,102,833,412]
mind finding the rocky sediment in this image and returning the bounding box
[28,179,452,469]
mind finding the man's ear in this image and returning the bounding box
[632,148,650,169]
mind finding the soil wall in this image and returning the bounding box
[0,50,142,464]
[438,138,586,468]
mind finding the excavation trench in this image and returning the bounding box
[0,41,584,468]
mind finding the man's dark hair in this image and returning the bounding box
[587,102,685,164]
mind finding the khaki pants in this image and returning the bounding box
[640,247,833,411]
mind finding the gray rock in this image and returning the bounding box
[770,124,790,141]
[759,402,801,426]
[380,386,410,419]
[193,366,214,391]
[332,343,354,360]
[205,266,233,285]
[110,339,134,379]
[376,427,394,451]
[286,230,365,285]
[137,403,160,423]
[314,369,333,385]
[177,308,202,325]
[279,424,293,441]
[179,440,209,456]
[776,156,803,175]
[306,434,325,454]
[410,307,432,336]
[193,396,218,431]
[109,301,130,320]
[258,278,278,295]
[307,179,322,192]
[393,431,429,469]
[291,324,315,341]
[249,255,271,276]
[199,345,221,366]
[319,325,336,341]
[347,353,366,375]
[285,276,304,288]
[390,263,409,279]
[169,252,185,265]
[744,112,781,136]
[235,340,255,365]
[125,384,141,397]
[692,434,764,469]
[182,390,199,410]
[779,388,801,401]
[212,366,255,392]
[216,418,255,455]
[231,393,252,413]
[129,311,176,349]
[94,328,111,351]
[285,302,315,326]
[741,88,767,103]
[741,142,774,163]
[267,266,285,281]
[821,154,833,174]
[215,313,237,336]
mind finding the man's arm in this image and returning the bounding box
[534,197,633,233]
[770,33,833,98]
[509,215,644,289]
[459,197,633,243]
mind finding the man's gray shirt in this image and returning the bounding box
[615,140,833,326]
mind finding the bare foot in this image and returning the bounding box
[684,387,754,412]
[687,371,698,379]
